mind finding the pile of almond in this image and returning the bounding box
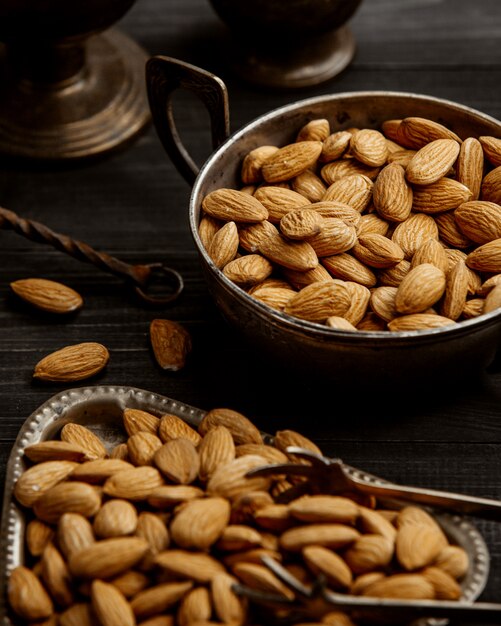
[199,117,501,331]
[9,406,470,625]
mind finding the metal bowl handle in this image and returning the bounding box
[146,55,230,186]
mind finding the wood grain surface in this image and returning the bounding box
[1,0,501,620]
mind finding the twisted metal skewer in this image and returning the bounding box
[0,206,184,305]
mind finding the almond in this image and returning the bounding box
[110,443,129,460]
[370,286,398,321]
[388,313,456,331]
[136,511,170,561]
[344,534,394,574]
[154,438,200,484]
[170,497,230,549]
[381,118,403,143]
[33,342,109,382]
[223,254,273,286]
[26,519,54,557]
[24,441,87,463]
[254,186,310,223]
[71,459,134,484]
[202,188,268,222]
[33,481,101,523]
[280,208,324,240]
[411,238,449,274]
[357,312,388,331]
[422,566,462,600]
[123,408,160,436]
[309,201,362,227]
[238,220,278,253]
[479,136,501,167]
[352,233,404,268]
[258,232,319,271]
[149,319,192,371]
[211,573,247,625]
[208,221,239,269]
[154,550,226,582]
[395,263,446,314]
[396,523,448,570]
[93,499,138,538]
[320,130,352,162]
[254,504,294,532]
[158,413,201,445]
[206,455,271,500]
[358,506,397,542]
[8,566,54,621]
[372,162,413,222]
[397,117,461,149]
[59,603,94,626]
[406,139,460,185]
[198,214,222,249]
[321,160,381,185]
[457,137,484,200]
[387,149,417,168]
[251,285,296,311]
[284,280,351,322]
[241,146,279,184]
[412,178,472,213]
[292,169,327,202]
[198,425,236,481]
[323,174,373,213]
[343,281,371,325]
[216,525,263,551]
[111,570,149,598]
[103,466,164,500]
[378,259,411,287]
[302,545,352,589]
[69,537,149,579]
[289,495,359,524]
[362,573,435,599]
[261,141,323,182]
[440,259,470,320]
[462,298,485,319]
[297,119,330,142]
[350,129,388,167]
[322,253,377,288]
[282,264,333,289]
[280,524,360,552]
[91,579,135,626]
[130,581,193,619]
[177,587,212,626]
[466,238,501,272]
[391,213,439,259]
[10,278,83,314]
[306,218,358,257]
[235,443,288,464]
[351,572,386,595]
[484,283,501,313]
[435,211,473,248]
[481,166,501,204]
[58,513,95,559]
[232,562,295,600]
[199,407,263,445]
[434,545,470,579]
[273,429,322,459]
[455,200,501,244]
[60,423,108,460]
[41,542,74,607]
[14,460,78,507]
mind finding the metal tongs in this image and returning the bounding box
[240,447,501,624]
[0,206,184,306]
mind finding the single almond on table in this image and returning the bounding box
[150,319,192,371]
[10,278,83,314]
[33,342,109,382]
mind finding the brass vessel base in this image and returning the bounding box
[229,26,356,89]
[0,29,151,161]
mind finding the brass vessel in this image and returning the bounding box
[0,0,151,160]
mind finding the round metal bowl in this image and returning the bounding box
[146,57,501,386]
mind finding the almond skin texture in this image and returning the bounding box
[154,438,200,484]
[14,460,78,507]
[10,278,83,314]
[466,238,501,272]
[258,232,319,271]
[302,545,353,589]
[69,537,149,579]
[395,264,446,314]
[350,129,389,167]
[372,163,413,222]
[412,178,472,214]
[481,166,501,204]
[352,233,405,269]
[457,137,484,200]
[33,342,109,382]
[91,579,135,626]
[222,254,273,287]
[479,136,501,167]
[397,117,462,149]
[33,481,101,523]
[455,200,501,244]
[284,280,351,323]
[202,188,268,223]
[241,145,279,184]
[323,174,373,213]
[198,425,236,481]
[8,565,54,621]
[406,139,460,185]
[253,187,311,223]
[261,141,323,182]
[208,221,239,269]
[391,213,439,259]
[61,423,107,460]
[150,319,192,371]
[199,407,263,445]
[170,497,231,549]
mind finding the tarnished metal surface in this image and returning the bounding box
[0,385,491,625]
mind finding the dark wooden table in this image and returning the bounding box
[1,0,501,622]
